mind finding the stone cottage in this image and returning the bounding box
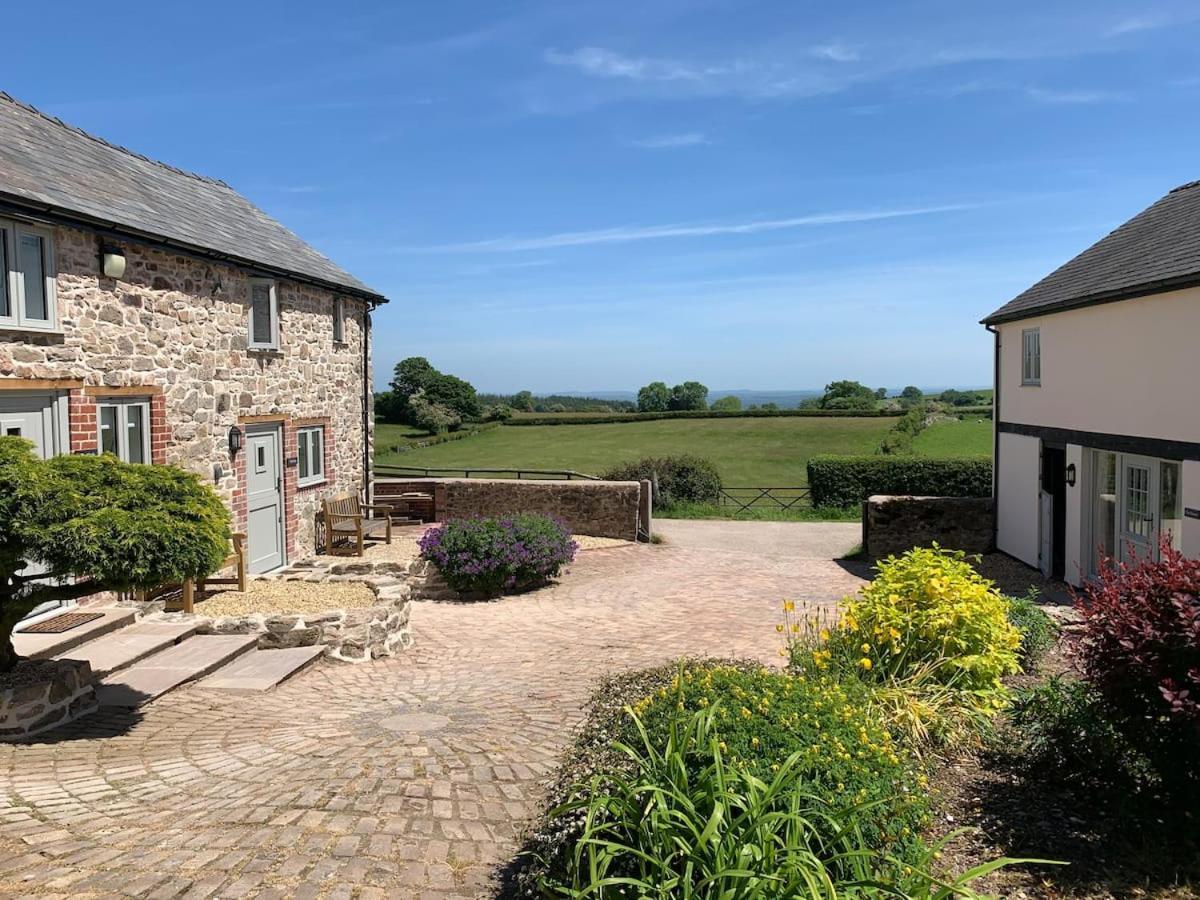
[0,92,387,596]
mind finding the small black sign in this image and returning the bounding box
[285,456,299,467]
[1185,508,1200,520]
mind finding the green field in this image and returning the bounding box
[912,418,992,457]
[377,417,893,485]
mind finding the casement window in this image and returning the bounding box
[297,425,325,487]
[1021,328,1041,385]
[333,297,345,343]
[248,278,279,350]
[0,218,57,331]
[97,397,151,464]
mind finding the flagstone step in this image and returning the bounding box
[195,646,324,693]
[53,621,198,679]
[96,634,259,708]
[15,607,137,660]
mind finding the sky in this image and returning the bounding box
[4,0,1200,393]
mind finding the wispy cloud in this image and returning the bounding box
[1104,12,1198,37]
[809,43,860,63]
[544,47,724,83]
[1026,86,1130,104]
[626,132,710,149]
[398,204,980,254]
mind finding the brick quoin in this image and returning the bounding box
[149,393,168,465]
[67,389,97,454]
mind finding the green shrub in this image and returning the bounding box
[807,456,992,507]
[1006,592,1057,668]
[418,513,577,595]
[602,454,722,509]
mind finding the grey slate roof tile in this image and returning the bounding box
[0,92,384,301]
[984,181,1200,323]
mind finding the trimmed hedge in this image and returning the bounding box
[807,455,992,507]
[507,408,903,426]
[602,455,722,508]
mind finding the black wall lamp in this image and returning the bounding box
[1066,463,1077,488]
[228,425,244,455]
[100,243,126,279]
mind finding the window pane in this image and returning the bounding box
[251,283,273,345]
[19,233,47,321]
[0,230,9,318]
[126,405,146,464]
[298,431,311,480]
[312,430,323,477]
[333,299,344,342]
[99,406,119,456]
[1091,451,1116,574]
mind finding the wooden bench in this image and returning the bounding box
[322,493,393,556]
[160,532,247,615]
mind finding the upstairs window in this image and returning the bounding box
[1022,328,1041,385]
[0,218,57,331]
[297,425,325,487]
[333,297,345,343]
[248,278,279,350]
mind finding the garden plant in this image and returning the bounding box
[418,513,577,596]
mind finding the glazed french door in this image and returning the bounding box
[1117,456,1156,566]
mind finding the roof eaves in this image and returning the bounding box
[980,271,1200,325]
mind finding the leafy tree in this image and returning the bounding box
[390,357,480,423]
[819,380,878,411]
[710,395,742,412]
[900,386,924,403]
[637,381,670,412]
[511,390,535,412]
[668,381,709,411]
[409,390,461,434]
[373,390,406,423]
[760,402,780,411]
[875,387,888,400]
[939,389,982,407]
[0,438,230,672]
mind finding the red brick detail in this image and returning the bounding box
[67,390,97,454]
[232,438,247,535]
[149,394,169,465]
[282,423,298,561]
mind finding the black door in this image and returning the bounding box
[1041,445,1067,580]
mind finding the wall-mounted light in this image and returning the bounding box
[101,243,126,279]
[1065,463,1077,488]
[228,425,243,455]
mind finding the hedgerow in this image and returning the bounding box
[807,455,992,507]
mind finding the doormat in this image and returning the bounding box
[18,611,105,634]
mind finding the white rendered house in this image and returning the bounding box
[983,180,1200,585]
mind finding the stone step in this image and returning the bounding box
[15,607,137,660]
[195,646,324,693]
[96,634,259,708]
[53,621,198,679]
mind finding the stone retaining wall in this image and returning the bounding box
[195,567,413,663]
[0,659,97,740]
[863,494,995,561]
[376,477,644,541]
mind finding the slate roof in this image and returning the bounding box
[0,92,385,302]
[983,180,1200,324]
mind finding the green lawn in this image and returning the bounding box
[376,417,894,485]
[912,417,993,457]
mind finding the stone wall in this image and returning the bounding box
[0,223,373,559]
[376,478,644,541]
[863,495,996,561]
[0,659,97,740]
[196,567,412,663]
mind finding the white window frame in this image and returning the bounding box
[248,278,280,350]
[1021,328,1041,386]
[0,217,58,332]
[333,297,345,343]
[97,396,152,464]
[297,425,326,488]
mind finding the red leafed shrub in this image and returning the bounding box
[1075,540,1200,731]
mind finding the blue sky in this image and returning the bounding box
[6,1,1200,393]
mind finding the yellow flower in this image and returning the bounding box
[858,657,873,670]
[740,707,752,719]
[783,600,795,612]
[860,643,871,654]
[776,624,785,633]
[819,629,830,641]
[751,736,760,748]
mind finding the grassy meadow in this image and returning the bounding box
[912,417,992,457]
[381,416,919,485]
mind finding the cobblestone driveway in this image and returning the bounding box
[0,524,865,899]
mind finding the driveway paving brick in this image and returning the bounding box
[0,523,867,898]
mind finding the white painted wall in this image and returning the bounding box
[997,431,1041,567]
[1064,443,1084,586]
[1183,460,1200,559]
[998,285,1200,443]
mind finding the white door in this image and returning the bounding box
[1118,456,1156,566]
[245,425,285,573]
[1,393,69,622]
[1038,490,1054,578]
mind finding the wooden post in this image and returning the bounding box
[181,578,195,615]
